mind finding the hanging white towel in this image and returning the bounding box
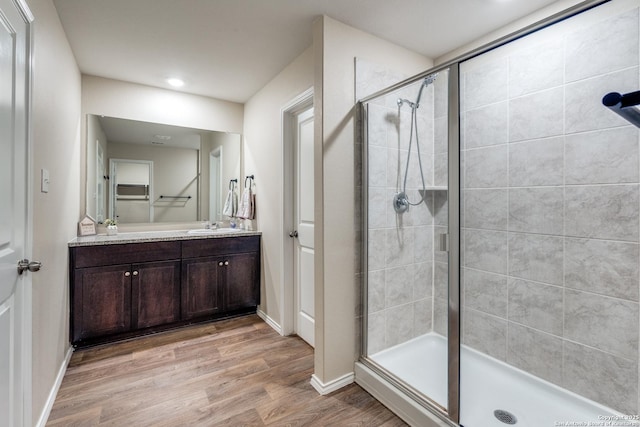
[222,188,237,217]
[237,186,255,219]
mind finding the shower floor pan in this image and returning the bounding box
[371,333,635,427]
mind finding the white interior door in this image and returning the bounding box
[0,0,32,425]
[293,107,314,346]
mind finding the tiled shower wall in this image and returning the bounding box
[357,60,441,355]
[459,4,640,413]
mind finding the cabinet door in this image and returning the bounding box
[132,260,181,329]
[223,252,259,311]
[181,257,223,320]
[72,265,132,341]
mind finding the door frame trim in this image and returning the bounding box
[280,87,313,336]
[16,0,34,425]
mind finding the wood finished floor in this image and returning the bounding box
[47,315,407,426]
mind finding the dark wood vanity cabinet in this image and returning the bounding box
[70,235,260,347]
[181,237,260,320]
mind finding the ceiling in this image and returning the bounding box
[97,116,206,150]
[54,0,562,104]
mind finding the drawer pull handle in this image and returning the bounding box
[132,271,139,276]
[124,271,131,277]
[224,261,229,266]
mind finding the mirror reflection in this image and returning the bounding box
[86,115,241,224]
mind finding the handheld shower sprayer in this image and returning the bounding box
[393,73,438,214]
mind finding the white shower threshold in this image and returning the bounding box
[358,332,637,427]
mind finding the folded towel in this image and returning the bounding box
[237,186,255,219]
[222,189,237,217]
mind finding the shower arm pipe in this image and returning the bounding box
[356,0,609,106]
[602,90,640,128]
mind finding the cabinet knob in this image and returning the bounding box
[224,261,229,266]
[124,271,131,277]
[132,271,139,276]
[219,262,224,266]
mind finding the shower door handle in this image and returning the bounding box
[438,233,449,252]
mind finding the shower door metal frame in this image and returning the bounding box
[358,60,461,425]
[357,1,610,425]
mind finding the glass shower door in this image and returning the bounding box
[362,66,456,419]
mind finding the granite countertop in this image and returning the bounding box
[68,228,261,247]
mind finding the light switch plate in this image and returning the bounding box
[41,169,49,193]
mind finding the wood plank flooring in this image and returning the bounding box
[47,315,407,426]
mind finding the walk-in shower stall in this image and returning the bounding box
[357,0,640,425]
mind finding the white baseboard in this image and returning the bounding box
[257,309,283,335]
[310,372,355,395]
[35,346,73,427]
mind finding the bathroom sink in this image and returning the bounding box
[187,228,242,235]
[186,229,218,235]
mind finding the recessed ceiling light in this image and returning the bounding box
[167,78,184,88]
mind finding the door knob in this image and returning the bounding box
[289,230,298,238]
[124,271,131,277]
[132,271,139,276]
[17,259,42,275]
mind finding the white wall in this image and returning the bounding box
[314,15,433,385]
[27,0,82,423]
[243,47,314,327]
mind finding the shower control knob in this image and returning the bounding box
[289,231,298,238]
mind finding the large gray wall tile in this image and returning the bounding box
[368,145,388,188]
[433,297,448,337]
[565,238,639,301]
[508,278,563,335]
[565,8,639,82]
[433,261,448,301]
[385,304,415,348]
[565,67,639,134]
[507,323,563,384]
[509,233,563,285]
[464,189,508,231]
[414,262,433,300]
[465,145,508,188]
[464,229,508,274]
[368,269,385,313]
[463,309,507,361]
[464,268,507,317]
[509,137,564,187]
[414,298,433,336]
[564,341,638,414]
[367,312,386,355]
[509,187,564,235]
[464,102,508,149]
[510,87,564,142]
[565,289,638,359]
[368,229,386,271]
[385,265,415,308]
[464,58,508,110]
[565,184,639,242]
[509,40,564,98]
[385,227,415,267]
[367,188,387,229]
[565,127,639,184]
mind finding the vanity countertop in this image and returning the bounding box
[68,229,261,247]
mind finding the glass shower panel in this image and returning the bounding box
[459,1,640,425]
[364,68,451,414]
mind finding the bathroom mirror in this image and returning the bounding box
[86,115,241,224]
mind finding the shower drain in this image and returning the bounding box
[494,409,518,425]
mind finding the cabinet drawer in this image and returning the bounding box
[73,241,181,268]
[182,236,260,258]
